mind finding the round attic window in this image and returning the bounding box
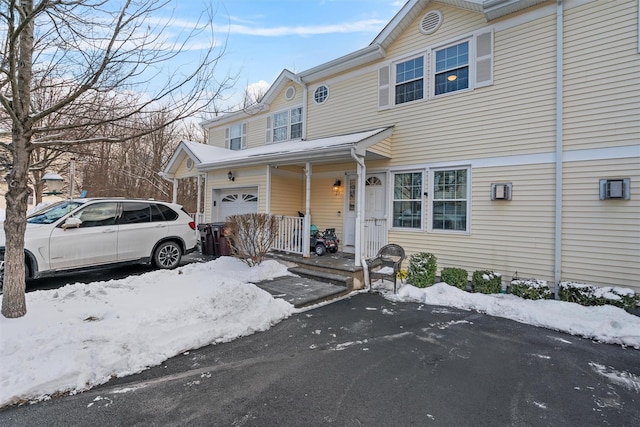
[419,10,443,35]
[186,158,194,170]
[285,86,296,100]
[313,85,329,104]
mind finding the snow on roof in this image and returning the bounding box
[196,127,392,168]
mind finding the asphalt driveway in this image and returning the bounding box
[2,293,638,426]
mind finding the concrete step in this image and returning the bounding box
[256,276,349,308]
[288,266,353,289]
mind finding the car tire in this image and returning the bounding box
[314,243,326,256]
[153,241,182,269]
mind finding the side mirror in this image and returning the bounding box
[63,217,82,230]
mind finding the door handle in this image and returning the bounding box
[102,228,116,233]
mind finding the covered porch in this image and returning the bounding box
[162,126,394,271]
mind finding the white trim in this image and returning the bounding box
[563,145,640,163]
[427,165,472,235]
[389,169,426,231]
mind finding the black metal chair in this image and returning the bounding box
[366,244,406,293]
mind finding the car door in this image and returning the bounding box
[116,202,169,261]
[48,202,119,270]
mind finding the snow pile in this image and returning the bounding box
[395,282,640,349]
[0,258,294,407]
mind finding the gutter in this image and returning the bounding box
[554,0,564,294]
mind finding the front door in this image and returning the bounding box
[342,173,386,253]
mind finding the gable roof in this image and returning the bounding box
[201,0,548,125]
[162,140,230,176]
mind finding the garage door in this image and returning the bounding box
[219,191,258,220]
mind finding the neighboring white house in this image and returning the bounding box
[163,0,640,293]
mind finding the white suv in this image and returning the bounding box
[0,198,198,287]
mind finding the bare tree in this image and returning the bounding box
[0,0,235,317]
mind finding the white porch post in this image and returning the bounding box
[303,162,312,258]
[352,149,366,267]
[172,178,178,204]
[196,174,202,226]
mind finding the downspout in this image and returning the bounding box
[554,0,564,295]
[350,147,366,267]
[159,172,178,204]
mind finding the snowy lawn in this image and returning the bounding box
[0,257,294,408]
[1,256,639,409]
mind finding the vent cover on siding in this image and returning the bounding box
[419,10,442,35]
[285,86,296,100]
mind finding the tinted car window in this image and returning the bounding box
[118,202,151,224]
[150,204,166,222]
[76,202,118,228]
[154,204,179,221]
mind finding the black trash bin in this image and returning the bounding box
[198,223,215,256]
[210,222,231,256]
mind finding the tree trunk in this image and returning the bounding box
[2,0,34,318]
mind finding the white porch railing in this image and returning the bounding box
[364,218,388,259]
[272,215,304,254]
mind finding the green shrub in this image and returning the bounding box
[472,270,502,294]
[510,278,552,300]
[559,282,639,310]
[441,267,468,291]
[407,252,437,288]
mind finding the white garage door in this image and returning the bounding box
[219,191,258,220]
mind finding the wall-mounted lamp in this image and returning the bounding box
[227,171,235,182]
[333,179,342,195]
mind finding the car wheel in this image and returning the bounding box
[153,241,182,269]
[314,243,326,256]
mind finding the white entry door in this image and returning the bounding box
[342,173,386,253]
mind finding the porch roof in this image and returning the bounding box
[195,126,394,171]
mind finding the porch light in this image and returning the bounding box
[227,171,235,181]
[333,179,342,195]
[42,172,64,195]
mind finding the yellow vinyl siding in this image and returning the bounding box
[561,158,639,289]
[306,9,558,165]
[173,156,194,179]
[203,167,267,221]
[563,0,640,151]
[269,168,304,216]
[390,163,556,282]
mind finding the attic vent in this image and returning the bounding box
[419,10,443,35]
[285,86,296,100]
[186,158,194,170]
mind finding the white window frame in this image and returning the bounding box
[393,54,426,106]
[430,38,473,98]
[268,106,303,143]
[226,123,245,151]
[391,170,425,230]
[428,166,471,234]
[313,85,329,104]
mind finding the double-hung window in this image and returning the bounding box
[270,106,303,143]
[395,56,424,105]
[430,167,470,232]
[434,41,469,95]
[225,123,246,150]
[392,172,423,229]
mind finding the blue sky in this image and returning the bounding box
[166,0,404,107]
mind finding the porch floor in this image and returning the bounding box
[267,251,362,274]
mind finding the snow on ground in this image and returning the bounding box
[0,258,294,408]
[385,282,640,349]
[1,256,639,409]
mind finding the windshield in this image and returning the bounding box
[27,200,85,224]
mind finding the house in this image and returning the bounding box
[162,0,640,293]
